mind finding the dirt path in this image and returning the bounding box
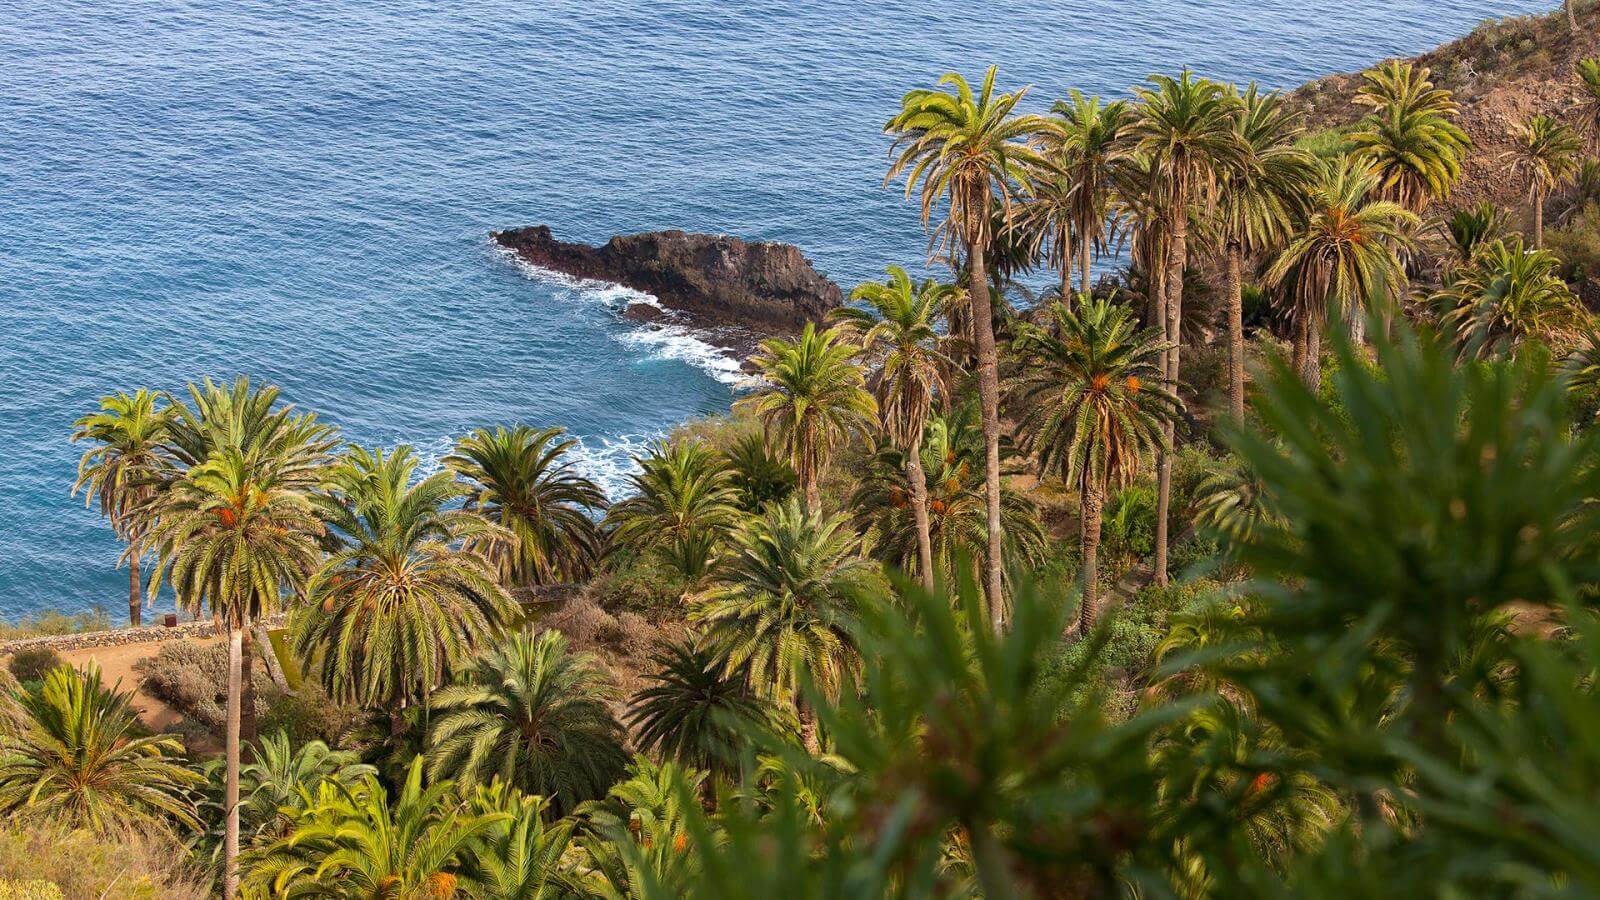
[58,636,222,749]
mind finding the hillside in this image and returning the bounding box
[1289,3,1600,211]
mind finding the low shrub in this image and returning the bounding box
[0,817,207,899]
[135,641,274,735]
[258,683,362,748]
[0,608,111,641]
[6,647,63,684]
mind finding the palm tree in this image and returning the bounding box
[1009,297,1177,632]
[626,639,771,783]
[575,757,706,899]
[736,323,876,514]
[246,759,502,898]
[721,432,797,513]
[1578,57,1600,150]
[850,408,1048,586]
[1350,62,1469,211]
[691,498,871,752]
[604,439,741,583]
[427,628,628,816]
[1441,202,1509,267]
[445,425,608,586]
[1267,157,1418,388]
[1438,236,1579,359]
[1128,69,1245,588]
[461,782,579,899]
[885,66,1046,628]
[71,389,174,627]
[0,662,201,831]
[1214,85,1315,420]
[293,446,517,734]
[1505,113,1584,248]
[143,445,324,899]
[831,266,954,587]
[1036,90,1131,297]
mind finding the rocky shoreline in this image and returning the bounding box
[491,226,843,334]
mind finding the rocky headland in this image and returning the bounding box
[492,226,843,333]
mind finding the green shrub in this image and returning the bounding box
[5,647,63,684]
[0,817,206,899]
[258,683,362,748]
[0,609,111,641]
[1102,483,1155,563]
[0,882,62,900]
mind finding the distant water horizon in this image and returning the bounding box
[0,0,1549,623]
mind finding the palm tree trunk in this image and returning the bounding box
[797,692,820,755]
[1348,305,1365,345]
[1155,197,1188,589]
[1225,243,1246,421]
[1569,0,1579,32]
[906,439,936,590]
[127,552,142,628]
[1300,313,1323,389]
[1059,251,1072,312]
[1079,478,1103,634]
[240,630,257,751]
[1534,188,1546,249]
[224,626,243,900]
[968,242,1008,632]
[1079,232,1093,297]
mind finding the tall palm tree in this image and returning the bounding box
[1127,69,1246,587]
[1350,62,1469,212]
[1038,90,1131,297]
[604,439,741,583]
[1577,58,1600,150]
[831,266,954,587]
[1438,236,1579,359]
[626,639,771,782]
[1266,157,1418,388]
[445,425,608,586]
[246,759,502,898]
[736,323,876,514]
[885,66,1046,628]
[293,446,517,734]
[690,498,871,752]
[850,408,1048,586]
[1214,85,1315,420]
[143,445,324,899]
[427,628,628,816]
[0,662,201,831]
[1009,297,1177,632]
[71,389,174,627]
[1505,113,1584,248]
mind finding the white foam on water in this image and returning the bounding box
[495,246,744,386]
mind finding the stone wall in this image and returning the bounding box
[0,614,287,656]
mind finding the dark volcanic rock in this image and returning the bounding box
[493,226,841,330]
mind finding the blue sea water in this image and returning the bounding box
[0,0,1549,622]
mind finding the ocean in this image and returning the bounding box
[0,0,1547,621]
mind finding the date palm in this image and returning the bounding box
[1267,157,1417,389]
[690,497,872,751]
[1505,113,1583,249]
[1441,202,1508,267]
[1215,85,1314,420]
[605,440,741,583]
[1437,236,1579,359]
[1035,90,1130,297]
[886,66,1046,627]
[1578,58,1600,150]
[1009,297,1177,631]
[445,425,607,586]
[245,759,502,899]
[626,639,771,782]
[1128,69,1245,587]
[831,266,953,587]
[1350,62,1468,211]
[293,446,517,734]
[71,389,174,627]
[143,445,324,899]
[850,411,1048,586]
[427,628,628,816]
[0,662,201,831]
[737,323,876,514]
[461,783,580,899]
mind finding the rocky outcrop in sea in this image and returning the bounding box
[491,226,842,331]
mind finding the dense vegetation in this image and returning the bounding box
[8,6,1600,897]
